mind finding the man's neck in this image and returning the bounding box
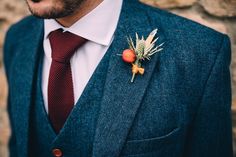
[56,0,103,27]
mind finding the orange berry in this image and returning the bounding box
[122,49,136,63]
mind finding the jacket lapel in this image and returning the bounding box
[10,18,44,157]
[93,0,165,156]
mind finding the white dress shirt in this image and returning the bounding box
[42,0,123,112]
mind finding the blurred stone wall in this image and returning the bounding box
[0,0,236,157]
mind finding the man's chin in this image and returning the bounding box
[30,0,42,3]
[26,0,78,19]
[27,3,69,19]
[26,0,55,18]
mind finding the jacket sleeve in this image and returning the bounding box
[184,35,233,157]
[3,26,18,157]
[6,96,18,157]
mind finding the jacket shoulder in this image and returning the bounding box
[3,16,42,77]
[138,2,229,61]
[4,15,42,53]
[138,2,226,45]
[6,15,41,40]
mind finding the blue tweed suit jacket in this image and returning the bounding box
[3,0,233,156]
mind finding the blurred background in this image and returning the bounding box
[0,0,236,156]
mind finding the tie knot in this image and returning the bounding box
[49,29,87,63]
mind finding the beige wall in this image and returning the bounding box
[0,0,236,156]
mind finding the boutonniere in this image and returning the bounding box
[120,29,164,82]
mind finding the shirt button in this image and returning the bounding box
[52,148,63,157]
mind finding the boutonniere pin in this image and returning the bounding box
[120,29,164,83]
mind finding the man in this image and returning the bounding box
[3,0,233,156]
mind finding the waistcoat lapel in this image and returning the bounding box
[9,18,44,157]
[93,0,166,156]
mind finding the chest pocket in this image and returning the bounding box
[120,127,184,156]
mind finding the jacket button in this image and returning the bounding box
[52,148,63,157]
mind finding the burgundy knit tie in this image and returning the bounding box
[48,29,86,134]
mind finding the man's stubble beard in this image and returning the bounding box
[26,0,84,19]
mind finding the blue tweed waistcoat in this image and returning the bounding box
[28,48,111,157]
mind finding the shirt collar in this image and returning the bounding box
[44,0,123,46]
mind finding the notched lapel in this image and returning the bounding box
[93,1,166,156]
[10,17,44,157]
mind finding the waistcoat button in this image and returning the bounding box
[52,148,63,157]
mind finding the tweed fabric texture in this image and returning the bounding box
[3,0,232,156]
